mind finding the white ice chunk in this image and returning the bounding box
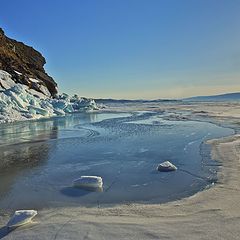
[73,98,99,111]
[70,94,80,102]
[28,106,49,116]
[157,161,177,172]
[73,176,103,189]
[53,108,65,115]
[7,91,26,109]
[38,84,51,97]
[0,70,16,90]
[7,210,38,229]
[50,99,68,110]
[64,104,74,113]
[58,93,70,100]
[26,88,48,99]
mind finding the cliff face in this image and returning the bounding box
[0,28,57,97]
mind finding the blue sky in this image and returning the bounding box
[1,0,240,99]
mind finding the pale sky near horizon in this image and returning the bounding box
[1,0,240,99]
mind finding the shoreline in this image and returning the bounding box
[0,136,240,239]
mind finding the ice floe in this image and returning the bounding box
[73,176,103,189]
[7,210,37,229]
[157,161,177,172]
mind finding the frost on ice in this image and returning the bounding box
[0,70,100,123]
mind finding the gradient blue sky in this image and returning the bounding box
[1,0,240,99]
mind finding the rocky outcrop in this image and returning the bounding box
[0,28,57,97]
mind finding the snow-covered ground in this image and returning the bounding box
[0,70,101,123]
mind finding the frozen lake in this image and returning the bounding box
[0,110,234,209]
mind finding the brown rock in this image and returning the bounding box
[0,28,57,97]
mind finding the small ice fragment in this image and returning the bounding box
[7,210,37,229]
[73,176,103,189]
[157,161,177,172]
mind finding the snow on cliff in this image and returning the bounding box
[0,70,100,123]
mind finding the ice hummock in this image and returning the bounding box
[0,70,100,123]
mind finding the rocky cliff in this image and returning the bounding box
[0,28,57,97]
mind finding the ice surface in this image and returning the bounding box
[0,70,100,123]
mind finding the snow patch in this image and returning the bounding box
[29,77,40,83]
[14,70,22,75]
